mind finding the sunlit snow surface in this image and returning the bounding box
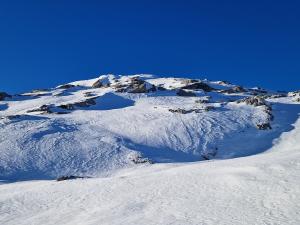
[0,75,299,225]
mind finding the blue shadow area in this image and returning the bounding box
[88,93,135,110]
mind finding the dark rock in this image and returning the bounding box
[128,83,147,93]
[54,111,70,114]
[59,104,75,110]
[113,84,128,92]
[256,123,272,130]
[112,76,151,93]
[56,175,86,181]
[127,77,148,93]
[1,115,21,120]
[75,98,97,107]
[176,89,196,97]
[202,147,218,160]
[27,104,52,114]
[195,99,209,104]
[263,105,274,121]
[0,92,11,101]
[232,86,245,92]
[169,108,191,114]
[92,79,103,88]
[57,84,76,89]
[204,106,215,111]
[181,82,214,92]
[83,92,95,97]
[58,98,97,110]
[131,156,152,164]
[237,96,266,107]
[169,108,203,114]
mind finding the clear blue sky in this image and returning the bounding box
[0,0,299,93]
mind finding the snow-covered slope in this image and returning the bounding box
[0,102,300,225]
[0,74,300,224]
[0,74,299,181]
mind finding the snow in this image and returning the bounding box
[0,74,299,224]
[0,117,299,225]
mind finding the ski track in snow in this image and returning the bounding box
[0,74,299,224]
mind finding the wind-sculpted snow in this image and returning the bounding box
[0,74,299,181]
[1,115,300,225]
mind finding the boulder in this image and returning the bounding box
[92,79,103,88]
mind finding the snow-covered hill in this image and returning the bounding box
[1,117,300,225]
[0,74,299,181]
[1,74,300,224]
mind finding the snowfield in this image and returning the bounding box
[0,74,299,224]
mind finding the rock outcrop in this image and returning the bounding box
[57,84,76,89]
[176,89,196,97]
[181,81,214,92]
[237,96,266,107]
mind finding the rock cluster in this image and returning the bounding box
[169,106,214,114]
[237,96,266,106]
[58,97,97,110]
